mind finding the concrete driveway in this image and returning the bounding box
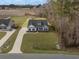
[9,27,28,53]
[0,29,16,47]
[9,18,29,53]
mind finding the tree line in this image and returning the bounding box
[41,0,79,49]
[0,4,42,9]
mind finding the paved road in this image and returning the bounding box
[9,27,27,53]
[0,54,79,59]
[0,30,16,47]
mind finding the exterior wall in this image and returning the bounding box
[37,27,49,31]
[6,25,12,31]
[28,28,37,32]
[0,26,6,29]
[28,26,49,32]
[6,20,13,31]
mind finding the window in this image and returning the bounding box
[32,28,36,31]
[44,28,48,31]
[29,28,31,31]
[38,27,43,31]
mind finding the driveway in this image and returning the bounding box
[9,18,29,53]
[9,27,28,53]
[0,30,16,47]
[0,54,79,59]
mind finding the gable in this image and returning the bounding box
[0,23,6,27]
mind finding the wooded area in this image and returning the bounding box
[42,0,79,49]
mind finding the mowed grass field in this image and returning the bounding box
[11,16,28,27]
[0,32,6,40]
[21,32,58,53]
[21,32,79,55]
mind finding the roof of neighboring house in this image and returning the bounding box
[0,18,11,26]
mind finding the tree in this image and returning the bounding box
[48,0,79,49]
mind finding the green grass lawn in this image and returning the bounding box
[0,32,6,40]
[22,17,29,27]
[11,16,28,27]
[21,32,79,55]
[21,32,58,53]
[0,28,20,53]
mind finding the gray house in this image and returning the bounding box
[28,20,49,32]
[0,17,15,31]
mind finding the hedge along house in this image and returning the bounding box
[0,17,15,31]
[28,18,49,32]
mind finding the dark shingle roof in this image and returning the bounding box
[28,20,48,27]
[0,19,11,26]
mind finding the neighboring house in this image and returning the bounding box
[0,17,15,31]
[28,19,49,32]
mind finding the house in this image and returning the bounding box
[28,18,49,32]
[0,17,15,31]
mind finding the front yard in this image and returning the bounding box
[21,32,58,53]
[0,29,20,53]
[21,32,79,55]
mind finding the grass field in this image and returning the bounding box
[21,32,79,55]
[11,16,28,27]
[0,32,6,40]
[21,32,58,53]
[22,17,29,27]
